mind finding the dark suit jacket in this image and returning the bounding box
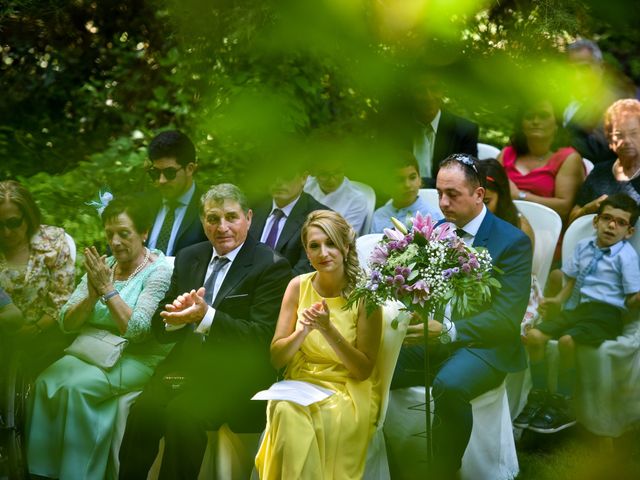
[452,210,532,373]
[423,110,479,187]
[152,235,292,385]
[147,183,207,256]
[249,193,331,275]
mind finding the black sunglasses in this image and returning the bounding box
[0,216,24,230]
[147,166,184,181]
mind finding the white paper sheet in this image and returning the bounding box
[251,380,335,406]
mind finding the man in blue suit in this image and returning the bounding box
[392,154,532,479]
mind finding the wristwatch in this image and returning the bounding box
[518,191,527,200]
[439,330,452,344]
[100,290,119,304]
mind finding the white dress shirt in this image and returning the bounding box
[259,196,300,245]
[445,205,487,341]
[195,242,244,335]
[304,177,369,235]
[413,110,442,178]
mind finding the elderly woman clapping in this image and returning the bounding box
[26,195,173,480]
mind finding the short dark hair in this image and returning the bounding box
[598,193,640,226]
[567,39,603,63]
[148,130,197,167]
[440,153,485,190]
[392,151,420,173]
[101,195,154,234]
[0,180,42,238]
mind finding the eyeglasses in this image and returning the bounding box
[598,213,631,228]
[147,166,184,181]
[0,216,24,230]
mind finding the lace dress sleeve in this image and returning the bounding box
[123,260,172,342]
[44,229,76,319]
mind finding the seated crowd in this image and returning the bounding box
[3,55,640,479]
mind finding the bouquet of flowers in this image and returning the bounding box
[347,212,501,326]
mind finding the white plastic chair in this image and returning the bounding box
[384,381,518,479]
[418,188,442,216]
[583,157,595,176]
[477,143,501,160]
[352,180,377,236]
[513,200,562,293]
[505,202,562,420]
[546,214,640,437]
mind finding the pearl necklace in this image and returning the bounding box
[110,247,151,289]
[614,159,640,181]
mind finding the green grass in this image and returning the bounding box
[516,426,640,480]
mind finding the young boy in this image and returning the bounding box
[515,193,640,433]
[370,152,443,233]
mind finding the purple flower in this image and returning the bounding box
[369,244,389,265]
[393,275,405,285]
[385,276,394,285]
[461,263,471,273]
[370,270,382,283]
[443,269,453,279]
[366,282,380,292]
[409,280,430,306]
[452,267,460,274]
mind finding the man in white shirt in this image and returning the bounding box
[304,161,371,235]
[250,169,330,274]
[145,130,207,256]
[119,183,291,480]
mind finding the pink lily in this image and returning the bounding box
[383,227,405,241]
[412,211,435,239]
[435,222,456,241]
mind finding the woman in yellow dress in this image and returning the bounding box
[256,210,382,479]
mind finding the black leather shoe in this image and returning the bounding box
[513,389,547,429]
[528,394,576,433]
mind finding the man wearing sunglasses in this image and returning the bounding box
[146,130,207,256]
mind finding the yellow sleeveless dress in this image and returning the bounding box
[255,272,380,479]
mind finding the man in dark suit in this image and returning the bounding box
[412,79,479,187]
[249,169,330,274]
[119,183,292,479]
[145,130,207,256]
[392,154,532,478]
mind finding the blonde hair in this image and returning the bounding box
[301,210,361,297]
[604,99,640,142]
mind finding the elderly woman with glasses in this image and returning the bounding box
[570,99,640,223]
[0,180,75,371]
[498,98,585,221]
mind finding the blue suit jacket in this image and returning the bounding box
[452,210,532,373]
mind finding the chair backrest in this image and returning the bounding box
[562,214,596,262]
[583,157,595,176]
[355,235,406,428]
[356,233,384,273]
[563,214,640,259]
[477,143,501,160]
[514,200,563,290]
[64,232,77,263]
[351,180,376,235]
[418,188,442,216]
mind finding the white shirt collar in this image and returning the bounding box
[165,181,195,207]
[210,241,244,265]
[271,194,300,218]
[459,204,487,238]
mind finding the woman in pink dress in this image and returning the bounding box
[499,99,585,221]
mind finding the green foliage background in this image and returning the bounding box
[1,0,639,257]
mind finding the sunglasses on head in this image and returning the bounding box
[449,154,479,175]
[147,166,184,181]
[0,216,24,230]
